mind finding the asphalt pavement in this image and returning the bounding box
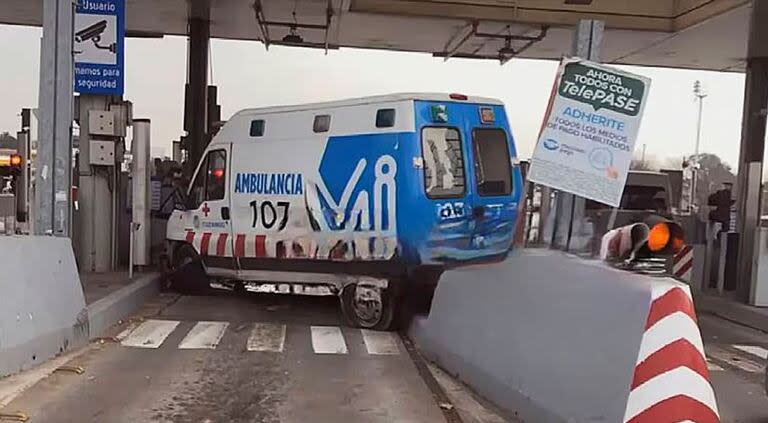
[0,289,510,423]
[699,313,768,422]
[4,282,768,423]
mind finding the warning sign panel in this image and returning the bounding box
[528,57,651,207]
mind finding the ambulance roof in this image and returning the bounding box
[233,93,504,116]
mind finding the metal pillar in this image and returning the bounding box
[184,1,210,176]
[736,0,768,304]
[553,19,603,251]
[131,119,151,267]
[76,95,116,272]
[36,0,74,236]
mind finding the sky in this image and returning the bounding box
[0,24,749,170]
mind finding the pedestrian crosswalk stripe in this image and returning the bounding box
[178,321,229,350]
[119,320,402,356]
[121,319,180,349]
[732,345,768,360]
[361,329,400,355]
[247,323,286,352]
[115,321,140,341]
[311,326,348,354]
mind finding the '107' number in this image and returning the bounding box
[249,200,289,230]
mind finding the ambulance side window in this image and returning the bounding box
[187,156,209,210]
[250,120,265,137]
[313,115,331,133]
[186,150,227,210]
[205,150,227,201]
[376,109,396,128]
[421,127,466,198]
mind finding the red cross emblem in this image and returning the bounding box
[201,202,211,217]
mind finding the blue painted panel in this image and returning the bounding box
[310,100,522,267]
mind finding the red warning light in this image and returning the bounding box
[9,154,22,167]
[212,168,225,179]
[449,93,468,101]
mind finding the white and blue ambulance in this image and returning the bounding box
[167,93,523,329]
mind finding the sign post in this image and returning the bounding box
[529,58,651,208]
[74,0,125,96]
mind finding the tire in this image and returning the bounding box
[340,281,399,331]
[169,243,210,295]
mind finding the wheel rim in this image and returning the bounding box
[352,285,383,328]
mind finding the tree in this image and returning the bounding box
[630,158,655,171]
[0,132,16,149]
[630,153,658,171]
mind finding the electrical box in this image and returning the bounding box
[88,110,116,136]
[90,140,115,165]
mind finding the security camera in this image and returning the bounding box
[75,20,107,43]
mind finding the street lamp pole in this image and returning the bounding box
[694,80,707,158]
[693,80,707,211]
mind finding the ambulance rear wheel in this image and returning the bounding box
[170,243,210,295]
[340,282,398,331]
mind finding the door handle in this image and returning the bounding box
[221,206,230,220]
[472,206,485,220]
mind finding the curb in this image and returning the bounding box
[693,295,768,335]
[86,273,162,339]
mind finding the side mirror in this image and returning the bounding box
[174,202,186,211]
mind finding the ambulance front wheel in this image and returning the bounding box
[340,282,398,331]
[170,243,210,295]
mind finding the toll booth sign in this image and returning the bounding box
[528,57,651,207]
[74,0,125,96]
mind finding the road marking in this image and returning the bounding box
[706,361,724,372]
[707,346,764,373]
[247,323,286,352]
[178,321,229,350]
[121,320,180,349]
[733,345,768,360]
[310,326,348,354]
[115,321,140,341]
[361,329,400,355]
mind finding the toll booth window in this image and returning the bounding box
[376,109,396,128]
[250,119,265,137]
[421,127,466,198]
[187,155,209,210]
[205,150,227,201]
[313,115,331,133]
[472,128,512,197]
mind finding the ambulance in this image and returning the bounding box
[167,93,523,330]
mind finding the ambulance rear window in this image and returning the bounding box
[421,127,466,199]
[472,128,512,197]
[250,119,265,137]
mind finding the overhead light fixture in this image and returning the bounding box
[282,26,304,44]
[564,0,593,4]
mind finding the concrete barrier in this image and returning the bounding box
[0,236,88,378]
[410,248,718,423]
[86,273,161,339]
